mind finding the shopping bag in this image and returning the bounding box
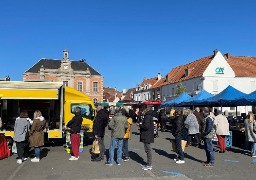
[0,134,10,159]
[171,139,187,153]
[181,140,187,151]
[12,142,17,154]
[91,139,100,154]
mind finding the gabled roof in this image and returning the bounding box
[226,55,256,77]
[165,55,213,85]
[139,77,159,87]
[123,88,135,101]
[25,59,101,76]
[103,87,121,102]
[165,52,256,85]
[151,77,166,89]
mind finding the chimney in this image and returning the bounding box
[213,49,218,56]
[157,73,162,80]
[224,53,231,59]
[63,49,69,60]
[6,75,10,81]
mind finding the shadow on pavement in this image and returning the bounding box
[152,148,176,160]
[132,132,140,136]
[184,152,203,163]
[129,151,146,165]
[41,148,50,159]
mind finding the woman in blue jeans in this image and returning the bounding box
[29,110,46,162]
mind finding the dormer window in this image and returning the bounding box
[185,69,188,77]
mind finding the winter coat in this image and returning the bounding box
[66,112,83,134]
[140,110,154,143]
[13,117,30,142]
[193,111,203,132]
[244,119,256,142]
[108,112,128,139]
[214,114,230,136]
[172,115,185,138]
[202,115,215,139]
[184,113,199,135]
[93,109,109,137]
[124,117,133,139]
[29,118,46,147]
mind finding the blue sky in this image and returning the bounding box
[0,0,255,90]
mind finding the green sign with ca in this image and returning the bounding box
[215,67,224,74]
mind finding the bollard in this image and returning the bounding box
[65,132,71,154]
[79,130,84,153]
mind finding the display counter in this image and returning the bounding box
[229,122,247,149]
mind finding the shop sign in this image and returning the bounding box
[215,67,224,74]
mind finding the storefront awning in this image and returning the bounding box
[0,89,59,99]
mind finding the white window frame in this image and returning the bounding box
[93,82,98,92]
[77,81,83,92]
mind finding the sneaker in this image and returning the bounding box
[22,158,28,161]
[123,157,130,162]
[142,165,152,170]
[31,158,40,162]
[176,160,185,164]
[203,163,214,167]
[202,161,209,165]
[17,159,22,164]
[173,158,179,161]
[69,156,79,161]
[105,162,113,166]
[117,163,121,166]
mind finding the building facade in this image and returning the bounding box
[161,50,256,114]
[23,50,104,103]
[133,73,164,102]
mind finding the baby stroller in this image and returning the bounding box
[153,117,159,138]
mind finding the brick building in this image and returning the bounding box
[23,50,103,103]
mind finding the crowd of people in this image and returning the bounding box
[12,105,256,171]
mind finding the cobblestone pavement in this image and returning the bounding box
[1,125,256,180]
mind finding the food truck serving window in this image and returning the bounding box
[71,104,93,119]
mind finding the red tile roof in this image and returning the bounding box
[165,53,256,85]
[103,87,121,102]
[226,55,256,77]
[151,77,166,88]
[139,77,158,87]
[123,88,136,101]
[165,55,213,84]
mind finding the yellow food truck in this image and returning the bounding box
[0,81,95,143]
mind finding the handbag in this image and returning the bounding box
[91,139,100,154]
[171,139,187,153]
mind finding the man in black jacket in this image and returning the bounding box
[67,107,83,161]
[91,105,109,161]
[138,107,154,170]
[172,109,185,164]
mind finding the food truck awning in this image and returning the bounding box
[0,81,62,99]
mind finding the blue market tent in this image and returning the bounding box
[179,90,213,106]
[163,93,191,107]
[235,90,256,105]
[196,85,247,106]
